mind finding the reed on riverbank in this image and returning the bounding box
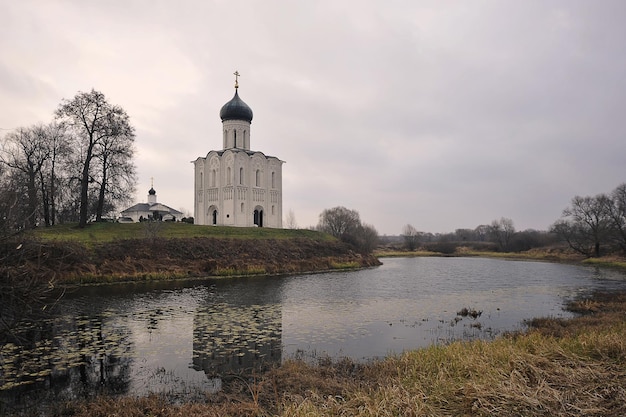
[37,290,626,417]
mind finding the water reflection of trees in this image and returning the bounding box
[0,311,133,413]
[1,276,288,412]
[192,302,282,377]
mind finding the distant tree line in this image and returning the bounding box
[0,89,137,235]
[393,182,626,258]
[395,219,556,255]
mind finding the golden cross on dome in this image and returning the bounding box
[234,70,240,89]
[150,177,154,188]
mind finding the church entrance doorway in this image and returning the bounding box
[253,208,263,227]
[208,206,218,225]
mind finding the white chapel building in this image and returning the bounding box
[193,74,284,228]
[120,185,183,222]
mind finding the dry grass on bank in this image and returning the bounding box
[376,247,626,268]
[583,256,626,270]
[36,291,626,417]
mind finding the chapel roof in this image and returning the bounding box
[120,202,183,216]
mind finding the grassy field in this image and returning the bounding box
[27,222,333,244]
[48,291,626,417]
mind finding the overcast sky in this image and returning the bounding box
[2,1,625,234]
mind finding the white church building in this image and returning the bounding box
[193,74,284,228]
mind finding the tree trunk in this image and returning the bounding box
[26,166,38,229]
[78,146,94,228]
[39,171,51,226]
[95,157,107,222]
[50,160,56,226]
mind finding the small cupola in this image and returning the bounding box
[147,181,157,204]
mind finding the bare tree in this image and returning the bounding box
[357,222,379,253]
[284,209,298,229]
[474,224,490,242]
[93,128,136,221]
[317,206,361,240]
[551,194,612,257]
[317,206,379,253]
[55,89,135,227]
[401,224,420,251]
[55,144,86,223]
[0,165,26,235]
[607,183,626,254]
[0,126,52,228]
[36,122,71,226]
[488,217,516,251]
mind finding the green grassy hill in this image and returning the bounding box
[16,222,379,285]
[28,221,334,244]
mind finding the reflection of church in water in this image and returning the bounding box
[192,301,282,376]
[193,72,284,227]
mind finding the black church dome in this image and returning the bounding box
[220,90,253,123]
[148,187,156,195]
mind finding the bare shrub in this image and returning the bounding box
[0,238,62,343]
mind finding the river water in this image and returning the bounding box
[2,257,626,410]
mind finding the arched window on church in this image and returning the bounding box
[255,169,261,187]
[244,130,247,148]
[272,205,275,215]
[200,172,203,189]
[271,172,275,188]
[227,167,232,185]
[211,169,216,187]
[223,129,227,145]
[234,130,238,148]
[239,167,244,185]
[241,202,244,213]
